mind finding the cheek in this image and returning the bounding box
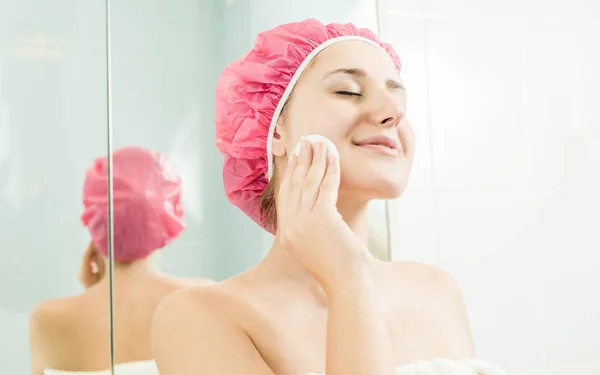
[288,99,356,142]
[398,119,416,156]
[317,103,358,142]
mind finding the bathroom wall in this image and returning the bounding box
[0,0,109,373]
[380,0,600,373]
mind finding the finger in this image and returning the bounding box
[316,152,341,208]
[299,142,327,211]
[79,264,94,289]
[290,139,313,211]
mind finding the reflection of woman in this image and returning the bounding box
[153,19,507,375]
[29,146,212,375]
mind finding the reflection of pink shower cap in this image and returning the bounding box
[81,146,185,262]
[214,18,401,232]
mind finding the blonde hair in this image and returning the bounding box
[259,95,294,231]
[259,169,278,231]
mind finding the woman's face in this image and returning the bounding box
[272,40,415,201]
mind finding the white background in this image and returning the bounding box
[381,0,600,373]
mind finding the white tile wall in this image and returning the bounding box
[379,0,600,373]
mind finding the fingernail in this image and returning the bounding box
[328,154,337,165]
[314,142,322,156]
[288,154,297,166]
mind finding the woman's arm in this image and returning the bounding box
[151,288,275,375]
[324,268,395,375]
[279,141,396,375]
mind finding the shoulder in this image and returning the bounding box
[29,297,78,338]
[29,297,81,371]
[153,275,255,328]
[151,281,251,350]
[151,283,268,374]
[386,260,463,298]
[153,285,218,334]
[385,261,475,356]
[153,282,234,325]
[384,261,469,325]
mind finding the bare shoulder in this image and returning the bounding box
[153,282,238,326]
[151,282,274,375]
[151,283,235,357]
[153,284,222,331]
[384,261,475,356]
[386,260,463,297]
[30,296,78,339]
[384,260,467,317]
[29,297,81,373]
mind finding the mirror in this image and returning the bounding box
[0,0,112,374]
[104,0,228,371]
[107,1,268,283]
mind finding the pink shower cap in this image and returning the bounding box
[81,146,185,262]
[214,18,401,232]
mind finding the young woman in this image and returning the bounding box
[152,19,506,375]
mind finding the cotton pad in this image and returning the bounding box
[293,134,340,159]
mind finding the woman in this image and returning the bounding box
[152,19,506,375]
[29,146,212,375]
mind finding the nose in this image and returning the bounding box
[368,88,405,127]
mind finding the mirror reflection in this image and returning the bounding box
[108,1,273,284]
[107,3,233,372]
[0,1,111,374]
[85,147,211,373]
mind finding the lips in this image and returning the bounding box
[353,135,400,157]
[354,135,398,150]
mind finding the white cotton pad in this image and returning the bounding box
[293,134,340,159]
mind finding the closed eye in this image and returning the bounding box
[335,90,362,97]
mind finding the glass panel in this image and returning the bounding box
[108,2,272,283]
[105,1,225,369]
[0,0,111,373]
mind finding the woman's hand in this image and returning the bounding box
[276,138,371,293]
[277,138,394,375]
[77,243,105,289]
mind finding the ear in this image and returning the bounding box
[271,125,287,157]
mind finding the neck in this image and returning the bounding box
[97,256,158,286]
[262,194,371,292]
[336,191,370,244]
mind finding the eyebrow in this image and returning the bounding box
[325,68,406,91]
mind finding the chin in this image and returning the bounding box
[371,179,408,199]
[340,171,410,201]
